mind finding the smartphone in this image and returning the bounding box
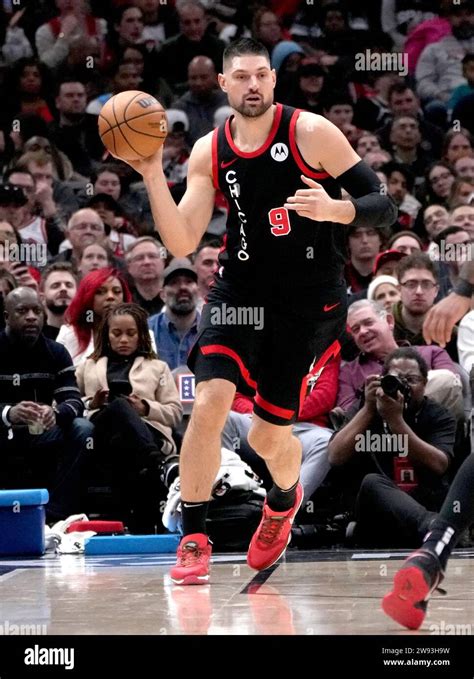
[108,380,133,401]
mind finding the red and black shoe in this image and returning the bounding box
[382,549,444,630]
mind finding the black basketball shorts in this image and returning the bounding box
[187,280,347,426]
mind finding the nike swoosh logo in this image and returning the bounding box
[221,158,237,169]
[323,302,340,312]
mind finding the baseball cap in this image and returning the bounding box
[373,249,407,275]
[163,257,197,285]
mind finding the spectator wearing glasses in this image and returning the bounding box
[85,194,137,259]
[420,162,456,210]
[52,208,106,270]
[393,253,459,362]
[338,299,462,419]
[125,237,166,316]
[329,347,456,548]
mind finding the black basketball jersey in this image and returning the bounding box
[212,103,348,299]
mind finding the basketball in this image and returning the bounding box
[98,90,168,161]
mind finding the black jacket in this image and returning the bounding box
[0,330,84,428]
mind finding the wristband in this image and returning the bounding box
[453,278,474,298]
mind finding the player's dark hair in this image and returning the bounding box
[223,38,270,70]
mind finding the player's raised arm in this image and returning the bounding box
[116,133,216,258]
[285,112,398,229]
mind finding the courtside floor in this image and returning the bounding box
[1,548,473,635]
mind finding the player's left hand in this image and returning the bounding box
[284,176,337,222]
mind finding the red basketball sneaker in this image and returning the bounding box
[382,549,444,630]
[170,533,212,585]
[247,483,303,571]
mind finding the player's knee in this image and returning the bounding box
[190,379,235,431]
[248,426,288,459]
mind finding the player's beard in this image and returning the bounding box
[232,96,273,118]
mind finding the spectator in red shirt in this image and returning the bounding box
[222,353,341,502]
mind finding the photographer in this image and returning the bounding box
[328,347,456,547]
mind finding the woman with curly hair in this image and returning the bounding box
[76,302,182,530]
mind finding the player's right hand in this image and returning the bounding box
[422,292,471,347]
[108,145,164,180]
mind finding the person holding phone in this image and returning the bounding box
[75,303,182,529]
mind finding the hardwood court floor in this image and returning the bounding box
[0,548,473,635]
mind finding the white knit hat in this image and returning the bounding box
[165,109,190,132]
[367,275,400,302]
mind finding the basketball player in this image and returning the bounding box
[116,38,397,585]
[382,254,474,629]
[382,450,474,629]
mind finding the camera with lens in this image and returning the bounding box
[0,184,27,206]
[380,374,411,402]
